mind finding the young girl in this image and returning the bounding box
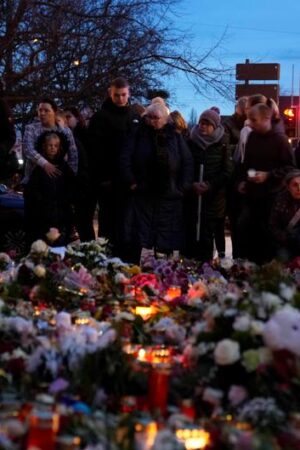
[24,131,75,246]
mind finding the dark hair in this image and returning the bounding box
[63,106,86,128]
[110,77,130,89]
[36,130,69,160]
[39,97,58,112]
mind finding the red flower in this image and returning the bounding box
[273,349,297,380]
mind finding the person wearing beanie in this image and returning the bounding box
[270,169,300,260]
[199,109,221,129]
[210,106,221,115]
[184,108,232,262]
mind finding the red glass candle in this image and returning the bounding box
[166,285,182,300]
[181,399,196,420]
[148,365,170,416]
[27,411,59,450]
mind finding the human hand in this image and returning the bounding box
[44,162,61,178]
[249,171,269,184]
[193,182,210,195]
[237,181,246,194]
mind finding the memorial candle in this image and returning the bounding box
[176,428,210,449]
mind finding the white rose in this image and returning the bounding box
[30,240,49,255]
[214,339,240,365]
[258,347,272,365]
[56,312,72,331]
[261,292,282,309]
[233,315,251,332]
[46,227,61,243]
[114,273,129,284]
[204,304,222,319]
[279,283,295,301]
[34,264,46,278]
[250,320,264,335]
[114,312,135,322]
[220,257,234,270]
[202,387,223,405]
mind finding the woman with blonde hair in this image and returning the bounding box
[169,110,189,138]
[120,102,193,262]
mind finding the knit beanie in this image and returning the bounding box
[199,109,221,129]
[285,170,300,185]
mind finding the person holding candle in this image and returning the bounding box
[236,103,294,264]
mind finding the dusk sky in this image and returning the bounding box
[169,0,300,119]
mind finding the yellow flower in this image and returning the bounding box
[123,265,141,275]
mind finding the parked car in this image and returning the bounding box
[0,184,25,256]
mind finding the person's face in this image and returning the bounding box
[56,115,66,128]
[64,112,78,130]
[146,113,167,130]
[249,113,271,133]
[38,103,56,126]
[288,177,300,200]
[199,119,215,136]
[110,86,130,107]
[44,137,60,160]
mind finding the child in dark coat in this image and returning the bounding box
[24,131,75,246]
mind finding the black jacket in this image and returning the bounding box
[188,133,232,218]
[0,98,17,180]
[239,129,294,199]
[88,98,139,185]
[120,121,194,252]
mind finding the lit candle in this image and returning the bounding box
[176,428,210,449]
[166,285,182,300]
[74,315,90,326]
[135,305,155,321]
[148,365,170,416]
[181,399,196,420]
[27,410,59,450]
[135,420,157,450]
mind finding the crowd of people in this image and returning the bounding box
[1,76,300,264]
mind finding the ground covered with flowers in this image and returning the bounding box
[1,239,300,449]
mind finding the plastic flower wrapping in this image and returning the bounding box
[1,242,300,449]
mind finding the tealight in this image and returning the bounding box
[176,428,210,449]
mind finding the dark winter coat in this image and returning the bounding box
[88,98,140,186]
[120,121,194,253]
[24,134,75,244]
[223,113,245,154]
[72,124,92,200]
[188,133,232,218]
[270,190,300,258]
[0,98,17,181]
[239,129,294,199]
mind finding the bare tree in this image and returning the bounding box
[0,0,232,125]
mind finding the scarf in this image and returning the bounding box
[190,124,224,150]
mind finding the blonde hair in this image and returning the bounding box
[145,103,169,119]
[247,95,279,119]
[169,110,188,134]
[248,103,272,120]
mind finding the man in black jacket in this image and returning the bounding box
[88,77,140,254]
